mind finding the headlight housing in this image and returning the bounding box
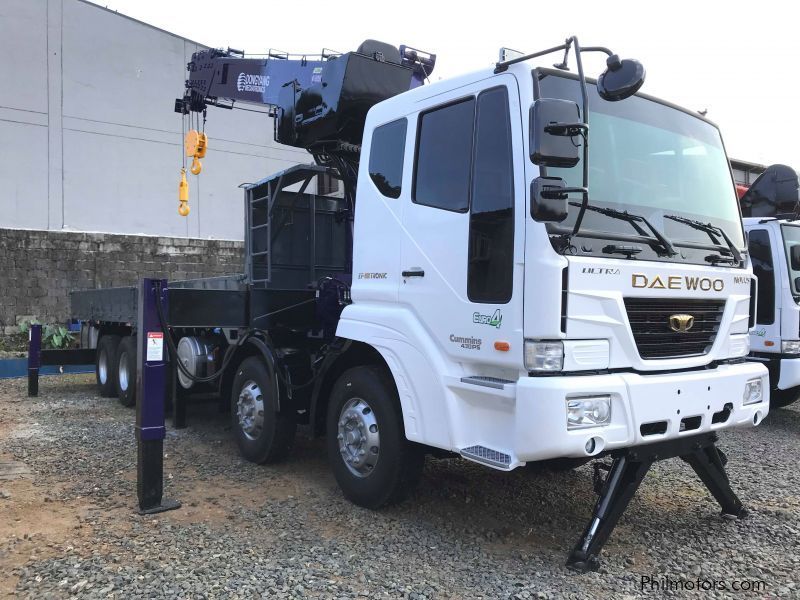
[567,395,612,429]
[525,340,564,372]
[743,378,763,406]
[782,340,800,354]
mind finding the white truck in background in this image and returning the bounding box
[741,164,800,407]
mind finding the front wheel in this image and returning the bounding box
[771,387,800,409]
[231,357,296,464]
[326,366,424,509]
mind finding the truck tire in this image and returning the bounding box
[326,366,424,509]
[231,357,296,464]
[115,336,137,407]
[95,335,120,397]
[771,387,800,408]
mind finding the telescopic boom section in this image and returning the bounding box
[175,40,436,154]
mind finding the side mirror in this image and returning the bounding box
[531,176,569,222]
[597,55,645,101]
[791,245,800,271]
[529,99,582,168]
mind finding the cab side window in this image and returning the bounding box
[368,119,407,199]
[748,229,775,324]
[413,98,475,211]
[468,87,514,303]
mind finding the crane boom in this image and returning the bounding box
[175,48,328,113]
[175,40,435,151]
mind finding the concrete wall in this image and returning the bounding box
[0,228,244,332]
[0,0,310,239]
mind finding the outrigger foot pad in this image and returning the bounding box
[137,498,181,515]
[565,433,744,573]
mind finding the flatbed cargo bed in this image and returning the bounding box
[70,275,316,330]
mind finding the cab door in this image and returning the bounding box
[748,227,781,351]
[397,77,525,372]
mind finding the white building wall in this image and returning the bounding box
[0,0,311,240]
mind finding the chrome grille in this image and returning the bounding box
[624,298,725,360]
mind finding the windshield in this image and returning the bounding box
[537,73,745,265]
[782,224,800,297]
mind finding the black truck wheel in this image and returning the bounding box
[95,334,120,397]
[115,335,138,407]
[771,387,800,409]
[326,366,424,509]
[231,357,296,464]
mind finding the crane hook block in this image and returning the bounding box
[178,168,190,216]
[179,168,189,201]
[184,130,208,159]
[190,156,202,175]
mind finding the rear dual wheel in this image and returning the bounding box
[115,336,137,407]
[95,335,120,397]
[94,334,138,407]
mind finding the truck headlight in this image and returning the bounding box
[525,340,563,372]
[781,341,800,354]
[743,378,763,406]
[567,395,612,429]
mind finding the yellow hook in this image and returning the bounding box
[190,156,202,175]
[178,168,190,216]
[179,168,189,201]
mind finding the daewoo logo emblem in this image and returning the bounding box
[669,314,695,333]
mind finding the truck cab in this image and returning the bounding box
[742,164,800,407]
[342,59,767,472]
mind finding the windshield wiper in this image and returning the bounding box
[662,214,743,266]
[567,202,678,257]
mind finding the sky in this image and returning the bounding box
[94,0,797,167]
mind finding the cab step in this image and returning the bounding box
[460,445,513,470]
[460,375,514,390]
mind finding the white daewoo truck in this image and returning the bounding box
[69,37,768,571]
[741,164,800,407]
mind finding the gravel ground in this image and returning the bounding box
[1,374,799,599]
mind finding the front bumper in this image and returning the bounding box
[509,361,769,463]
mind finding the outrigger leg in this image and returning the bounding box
[566,433,745,573]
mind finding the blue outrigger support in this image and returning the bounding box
[135,277,180,515]
[27,324,42,397]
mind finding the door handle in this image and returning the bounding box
[402,268,425,278]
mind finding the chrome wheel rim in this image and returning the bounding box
[98,350,108,385]
[118,351,129,391]
[337,397,380,478]
[237,380,264,441]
